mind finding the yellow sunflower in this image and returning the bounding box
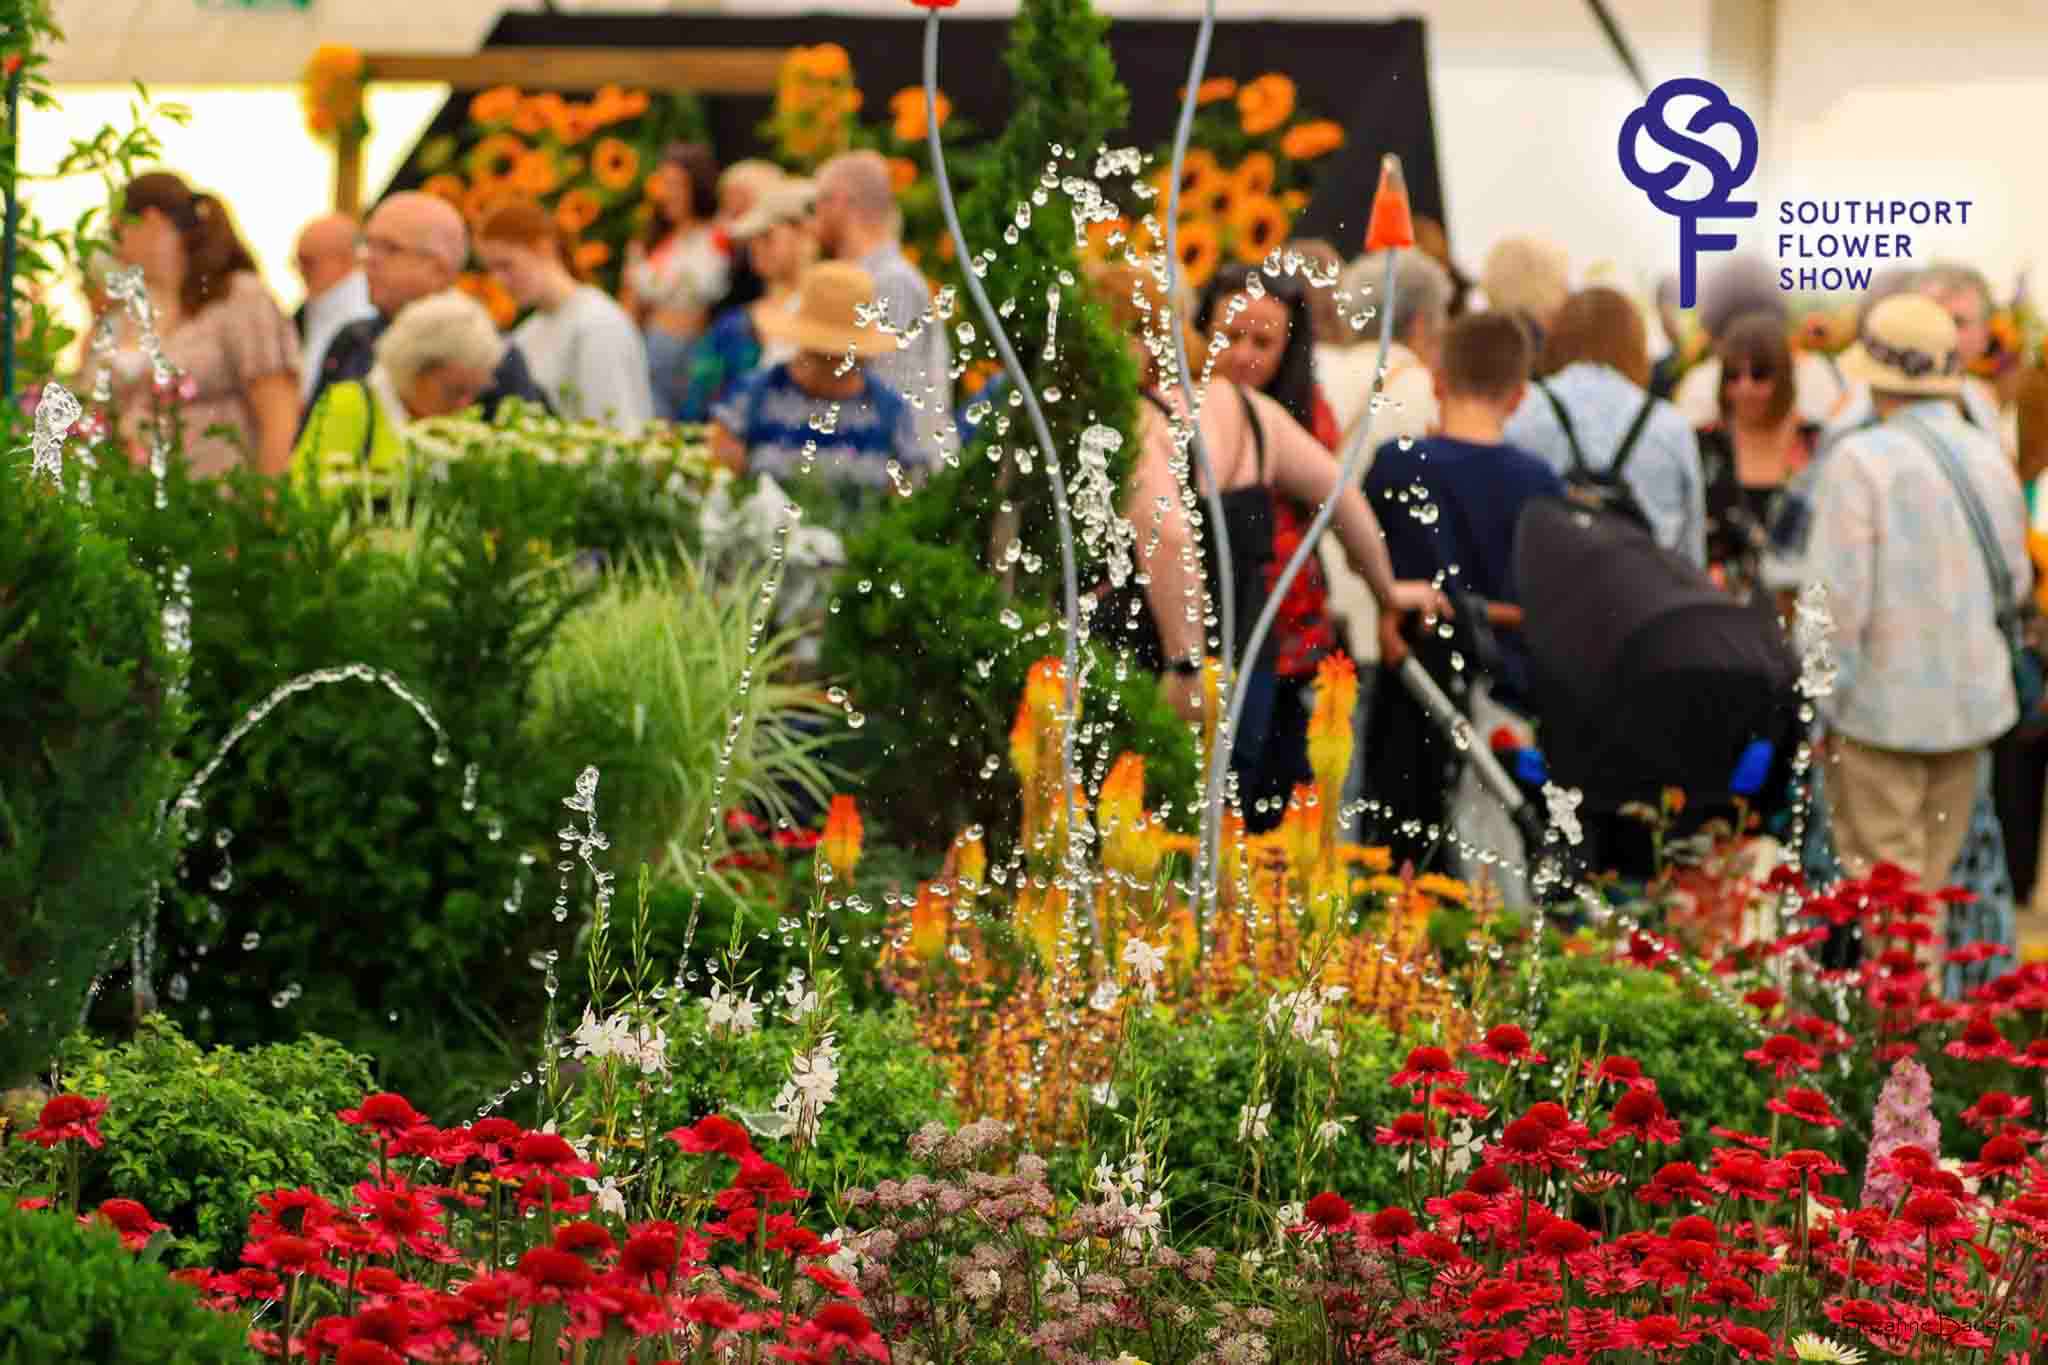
[555,188,602,235]
[1229,194,1290,264]
[1175,218,1223,290]
[591,137,640,191]
[469,85,523,126]
[1233,151,1277,199]
[1281,119,1346,161]
[1237,74,1297,137]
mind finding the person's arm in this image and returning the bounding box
[708,378,754,476]
[1807,451,1877,693]
[1252,388,1441,618]
[1125,404,1206,665]
[710,423,747,475]
[246,370,301,477]
[1630,411,1706,566]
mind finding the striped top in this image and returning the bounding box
[712,362,921,489]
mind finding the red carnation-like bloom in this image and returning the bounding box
[1766,1086,1841,1128]
[1466,1025,1548,1067]
[1714,1323,1776,1361]
[1584,1055,1655,1090]
[2014,1037,2048,1069]
[21,1093,108,1149]
[619,1224,683,1286]
[670,1114,755,1159]
[1959,1089,2033,1132]
[334,1344,405,1365]
[1301,1191,1353,1231]
[502,1132,599,1180]
[86,1197,166,1251]
[731,1154,805,1205]
[1740,986,1783,1014]
[338,1093,425,1141]
[466,1117,524,1163]
[1374,1111,1445,1149]
[1596,1088,1680,1149]
[1449,1327,1528,1365]
[552,1219,616,1259]
[1637,1160,1711,1207]
[1703,1152,1787,1204]
[1945,1012,2016,1062]
[1460,1277,1537,1326]
[1966,1134,2030,1180]
[794,1303,888,1362]
[251,1186,337,1239]
[1743,1033,1821,1079]
[242,1233,328,1277]
[514,1245,594,1302]
[1899,1191,1973,1244]
[1389,1045,1469,1090]
[1531,1219,1593,1259]
[1367,1206,1418,1244]
[802,1262,860,1299]
[1632,1313,1701,1354]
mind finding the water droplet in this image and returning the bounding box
[432,747,452,769]
[168,973,189,1002]
[213,828,233,849]
[826,686,848,704]
[241,931,261,950]
[846,712,866,729]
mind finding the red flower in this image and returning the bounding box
[1740,987,1783,1013]
[802,1263,860,1298]
[335,1345,405,1365]
[1389,1045,1469,1090]
[1637,1161,1711,1207]
[730,1154,805,1205]
[242,1233,329,1277]
[1703,1151,1786,1203]
[2015,1037,2048,1069]
[680,1292,750,1329]
[1713,1324,1775,1361]
[1743,1033,1820,1078]
[1631,1315,1701,1354]
[1594,1088,1680,1149]
[466,1117,524,1163]
[85,1197,165,1251]
[1620,930,1674,969]
[1766,1086,1841,1128]
[20,1093,108,1148]
[1461,1277,1537,1325]
[669,1114,755,1159]
[620,1223,684,1287]
[1967,1134,2030,1180]
[1960,1090,2033,1132]
[1450,1327,1529,1365]
[338,1093,425,1141]
[250,1186,337,1239]
[1466,1025,1548,1067]
[1302,1191,1353,1230]
[1374,1111,1445,1149]
[552,1219,616,1259]
[909,0,959,10]
[1531,1219,1594,1258]
[1367,1206,1418,1244]
[501,1132,599,1180]
[1946,1012,2016,1061]
[792,1302,888,1361]
[1584,1055,1654,1090]
[515,1245,594,1301]
[1486,1114,1582,1174]
[1899,1191,1973,1244]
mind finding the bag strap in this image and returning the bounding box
[1234,383,1267,482]
[1611,391,1658,479]
[1897,410,2019,625]
[1535,379,1590,476]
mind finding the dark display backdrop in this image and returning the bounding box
[421,11,1444,256]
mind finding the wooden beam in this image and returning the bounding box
[359,48,788,97]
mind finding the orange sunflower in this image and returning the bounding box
[591,137,640,191]
[1232,151,1277,198]
[1229,194,1290,265]
[513,93,565,139]
[469,133,529,191]
[458,271,518,329]
[469,85,522,126]
[1175,147,1224,203]
[886,156,919,194]
[571,240,612,275]
[1237,74,1297,137]
[1176,219,1223,290]
[889,86,951,143]
[1281,118,1345,161]
[555,188,602,235]
[462,181,511,229]
[1190,76,1238,105]
[509,149,560,197]
[421,173,467,208]
[552,102,600,146]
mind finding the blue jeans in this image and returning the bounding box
[645,329,697,423]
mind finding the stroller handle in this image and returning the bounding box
[1377,598,1522,667]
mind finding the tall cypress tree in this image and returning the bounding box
[822,0,1193,849]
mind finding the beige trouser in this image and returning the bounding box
[1826,738,1981,889]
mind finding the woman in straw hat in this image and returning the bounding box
[1798,292,2032,991]
[708,260,921,495]
[676,177,816,422]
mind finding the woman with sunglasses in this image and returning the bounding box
[1695,310,1821,602]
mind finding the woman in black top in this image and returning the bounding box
[1694,311,1820,603]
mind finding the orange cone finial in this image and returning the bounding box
[1363,153,1415,251]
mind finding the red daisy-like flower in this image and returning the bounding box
[250,1186,337,1240]
[1303,1191,1353,1230]
[500,1132,599,1180]
[1594,1088,1680,1149]
[20,1093,108,1149]
[514,1245,593,1302]
[1740,986,1783,1014]
[680,1292,749,1329]
[1620,929,1675,969]
[1486,1114,1582,1174]
[802,1263,860,1298]
[1945,1012,2016,1061]
[794,1303,889,1362]
[466,1116,524,1163]
[1584,1055,1655,1090]
[1460,1277,1537,1326]
[669,1114,755,1159]
[1714,1323,1777,1361]
[1449,1327,1529,1365]
[552,1219,616,1259]
[767,1224,831,1257]
[1374,1111,1446,1149]
[1389,1045,1469,1090]
[338,1093,425,1142]
[242,1233,329,1277]
[1530,1219,1594,1259]
[1742,1033,1821,1078]
[1631,1313,1701,1354]
[1959,1090,2033,1132]
[1966,1134,2031,1180]
[1637,1161,1711,1207]
[1899,1191,1974,1244]
[619,1222,684,1287]
[1430,1087,1493,1120]
[2014,1037,2048,1069]
[1766,1086,1840,1128]
[85,1197,166,1251]
[730,1154,805,1205]
[1367,1206,1418,1244]
[334,1344,406,1365]
[1466,1025,1549,1067]
[1702,1152,1786,1203]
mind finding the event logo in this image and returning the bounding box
[1618,77,1759,307]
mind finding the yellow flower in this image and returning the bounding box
[949,828,987,889]
[889,86,951,143]
[1279,784,1323,883]
[1232,152,1277,199]
[1237,74,1297,137]
[469,85,523,126]
[1341,844,1394,873]
[1281,119,1345,161]
[1018,886,1066,966]
[821,794,863,881]
[1229,194,1291,265]
[1307,652,1357,815]
[1414,873,1470,906]
[1098,753,1159,883]
[1174,218,1223,291]
[591,137,640,192]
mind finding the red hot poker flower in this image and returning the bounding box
[21,1093,108,1148]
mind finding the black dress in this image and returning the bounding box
[1696,421,1820,599]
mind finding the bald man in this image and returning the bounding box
[813,151,955,461]
[293,213,376,404]
[299,191,550,431]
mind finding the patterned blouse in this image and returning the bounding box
[114,270,298,477]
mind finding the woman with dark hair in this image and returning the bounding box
[1695,310,1820,599]
[1199,264,1338,447]
[106,171,299,476]
[480,199,653,427]
[621,142,731,419]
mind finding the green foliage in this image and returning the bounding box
[1528,954,1777,1170]
[824,0,1168,851]
[525,556,845,886]
[0,1018,371,1267]
[0,445,181,1087]
[612,1003,955,1194]
[1080,1000,1413,1238]
[0,1206,254,1364]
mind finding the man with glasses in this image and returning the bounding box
[299,191,550,432]
[292,213,375,406]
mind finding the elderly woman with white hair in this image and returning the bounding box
[290,288,506,493]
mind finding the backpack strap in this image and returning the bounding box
[1535,378,1590,476]
[1611,391,1658,479]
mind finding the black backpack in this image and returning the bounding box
[1535,379,1658,536]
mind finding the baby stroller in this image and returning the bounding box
[1510,496,1804,877]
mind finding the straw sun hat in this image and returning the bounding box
[754,261,898,358]
[1837,292,1965,397]
[730,177,816,240]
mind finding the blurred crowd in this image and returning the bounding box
[74,150,2048,943]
